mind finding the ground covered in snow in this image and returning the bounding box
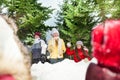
[31,58,97,80]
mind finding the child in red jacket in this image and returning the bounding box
[66,41,91,62]
[65,42,73,59]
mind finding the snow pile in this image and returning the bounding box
[31,58,97,80]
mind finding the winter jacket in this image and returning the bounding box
[66,47,90,62]
[86,63,120,80]
[48,38,66,59]
[31,38,47,59]
[66,47,73,55]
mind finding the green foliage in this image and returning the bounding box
[57,0,120,53]
[57,0,96,50]
[0,0,53,45]
[94,0,120,21]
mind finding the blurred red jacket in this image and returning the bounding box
[66,47,91,62]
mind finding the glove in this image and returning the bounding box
[84,58,89,63]
[66,42,71,48]
[86,63,120,80]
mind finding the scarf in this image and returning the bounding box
[51,38,62,57]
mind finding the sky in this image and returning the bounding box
[38,0,63,26]
[37,0,64,42]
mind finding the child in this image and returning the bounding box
[65,42,73,59]
[66,41,91,62]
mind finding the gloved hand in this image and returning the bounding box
[66,42,71,48]
[83,58,89,63]
[86,63,120,80]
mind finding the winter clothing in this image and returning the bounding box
[34,32,41,37]
[66,47,73,56]
[85,19,120,80]
[0,15,31,80]
[66,42,71,47]
[48,28,66,64]
[31,38,47,64]
[49,58,63,64]
[48,38,66,59]
[51,28,59,35]
[76,41,83,46]
[0,74,15,80]
[65,42,73,59]
[66,47,90,62]
[86,63,120,80]
[73,48,88,62]
[92,20,120,73]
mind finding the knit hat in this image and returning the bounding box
[51,28,59,35]
[91,19,120,73]
[76,41,83,46]
[34,32,40,37]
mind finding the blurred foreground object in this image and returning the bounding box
[91,19,120,73]
[86,19,120,80]
[0,15,31,80]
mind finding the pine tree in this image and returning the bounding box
[56,0,96,49]
[56,0,120,52]
[0,0,53,44]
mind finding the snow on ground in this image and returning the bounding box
[31,58,97,80]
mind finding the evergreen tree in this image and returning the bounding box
[56,0,96,50]
[56,0,120,53]
[0,0,53,44]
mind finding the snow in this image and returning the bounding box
[31,58,97,80]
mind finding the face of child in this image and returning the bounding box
[52,33,59,40]
[77,44,81,49]
[53,33,59,37]
[34,35,39,39]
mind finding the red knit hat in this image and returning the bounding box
[34,32,41,37]
[91,19,120,73]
